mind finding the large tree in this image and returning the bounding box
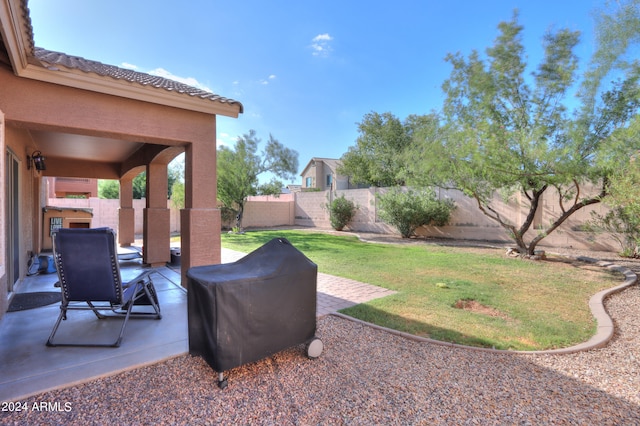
[406,11,640,255]
[582,1,640,255]
[217,129,298,229]
[338,111,414,187]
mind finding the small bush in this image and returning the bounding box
[328,194,357,231]
[378,187,455,238]
[220,206,238,230]
[584,207,640,258]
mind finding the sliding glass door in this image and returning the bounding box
[5,149,19,292]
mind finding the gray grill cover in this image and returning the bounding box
[187,238,318,372]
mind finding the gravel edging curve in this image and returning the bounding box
[331,255,635,355]
[339,231,639,355]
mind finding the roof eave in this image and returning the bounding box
[19,62,242,118]
[0,0,242,118]
[0,0,33,72]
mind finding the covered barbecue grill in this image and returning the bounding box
[187,238,323,388]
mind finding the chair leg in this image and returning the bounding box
[141,282,162,319]
[87,301,107,319]
[47,278,161,347]
[112,299,135,347]
[124,279,162,319]
[46,307,67,347]
[46,301,134,347]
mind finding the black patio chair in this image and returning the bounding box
[46,228,161,347]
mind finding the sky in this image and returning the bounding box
[27,0,605,185]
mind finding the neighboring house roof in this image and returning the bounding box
[0,0,243,117]
[300,157,342,177]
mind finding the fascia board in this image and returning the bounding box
[0,0,31,72]
[19,64,241,118]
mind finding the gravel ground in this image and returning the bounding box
[2,236,639,425]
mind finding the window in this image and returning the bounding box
[305,177,313,188]
[326,174,333,188]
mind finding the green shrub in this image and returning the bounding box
[378,187,455,238]
[328,194,357,231]
[585,207,640,258]
[220,206,238,230]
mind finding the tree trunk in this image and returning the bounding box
[235,203,245,230]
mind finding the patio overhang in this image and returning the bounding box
[0,0,243,118]
[0,0,241,299]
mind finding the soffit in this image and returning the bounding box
[28,130,143,163]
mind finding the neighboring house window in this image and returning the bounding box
[306,177,313,188]
[326,174,333,188]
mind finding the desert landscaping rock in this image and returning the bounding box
[2,237,638,424]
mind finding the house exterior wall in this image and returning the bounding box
[335,174,351,190]
[45,197,180,237]
[47,177,98,198]
[1,123,39,319]
[301,159,335,191]
[300,158,357,191]
[1,0,246,314]
[300,164,317,190]
[0,61,226,316]
[0,109,5,316]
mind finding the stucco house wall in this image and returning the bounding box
[45,197,166,236]
[47,177,98,198]
[300,158,354,191]
[0,0,242,318]
[1,122,39,315]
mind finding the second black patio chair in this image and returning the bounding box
[46,228,162,348]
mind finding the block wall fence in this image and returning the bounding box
[47,185,620,252]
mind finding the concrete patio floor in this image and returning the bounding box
[0,248,395,402]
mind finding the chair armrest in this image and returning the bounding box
[122,270,154,289]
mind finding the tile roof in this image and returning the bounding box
[17,0,242,113]
[301,157,343,176]
[33,48,243,112]
[21,0,36,53]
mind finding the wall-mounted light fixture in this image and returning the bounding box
[27,151,47,171]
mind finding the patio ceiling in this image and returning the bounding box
[28,129,144,163]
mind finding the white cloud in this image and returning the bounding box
[310,33,333,57]
[121,62,138,70]
[259,74,277,85]
[216,132,233,147]
[313,33,333,42]
[148,67,213,92]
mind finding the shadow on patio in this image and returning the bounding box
[0,256,188,402]
[0,246,396,402]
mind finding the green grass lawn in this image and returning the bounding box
[221,230,622,351]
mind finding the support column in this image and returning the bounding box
[118,177,135,246]
[143,163,170,267]
[180,140,220,286]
